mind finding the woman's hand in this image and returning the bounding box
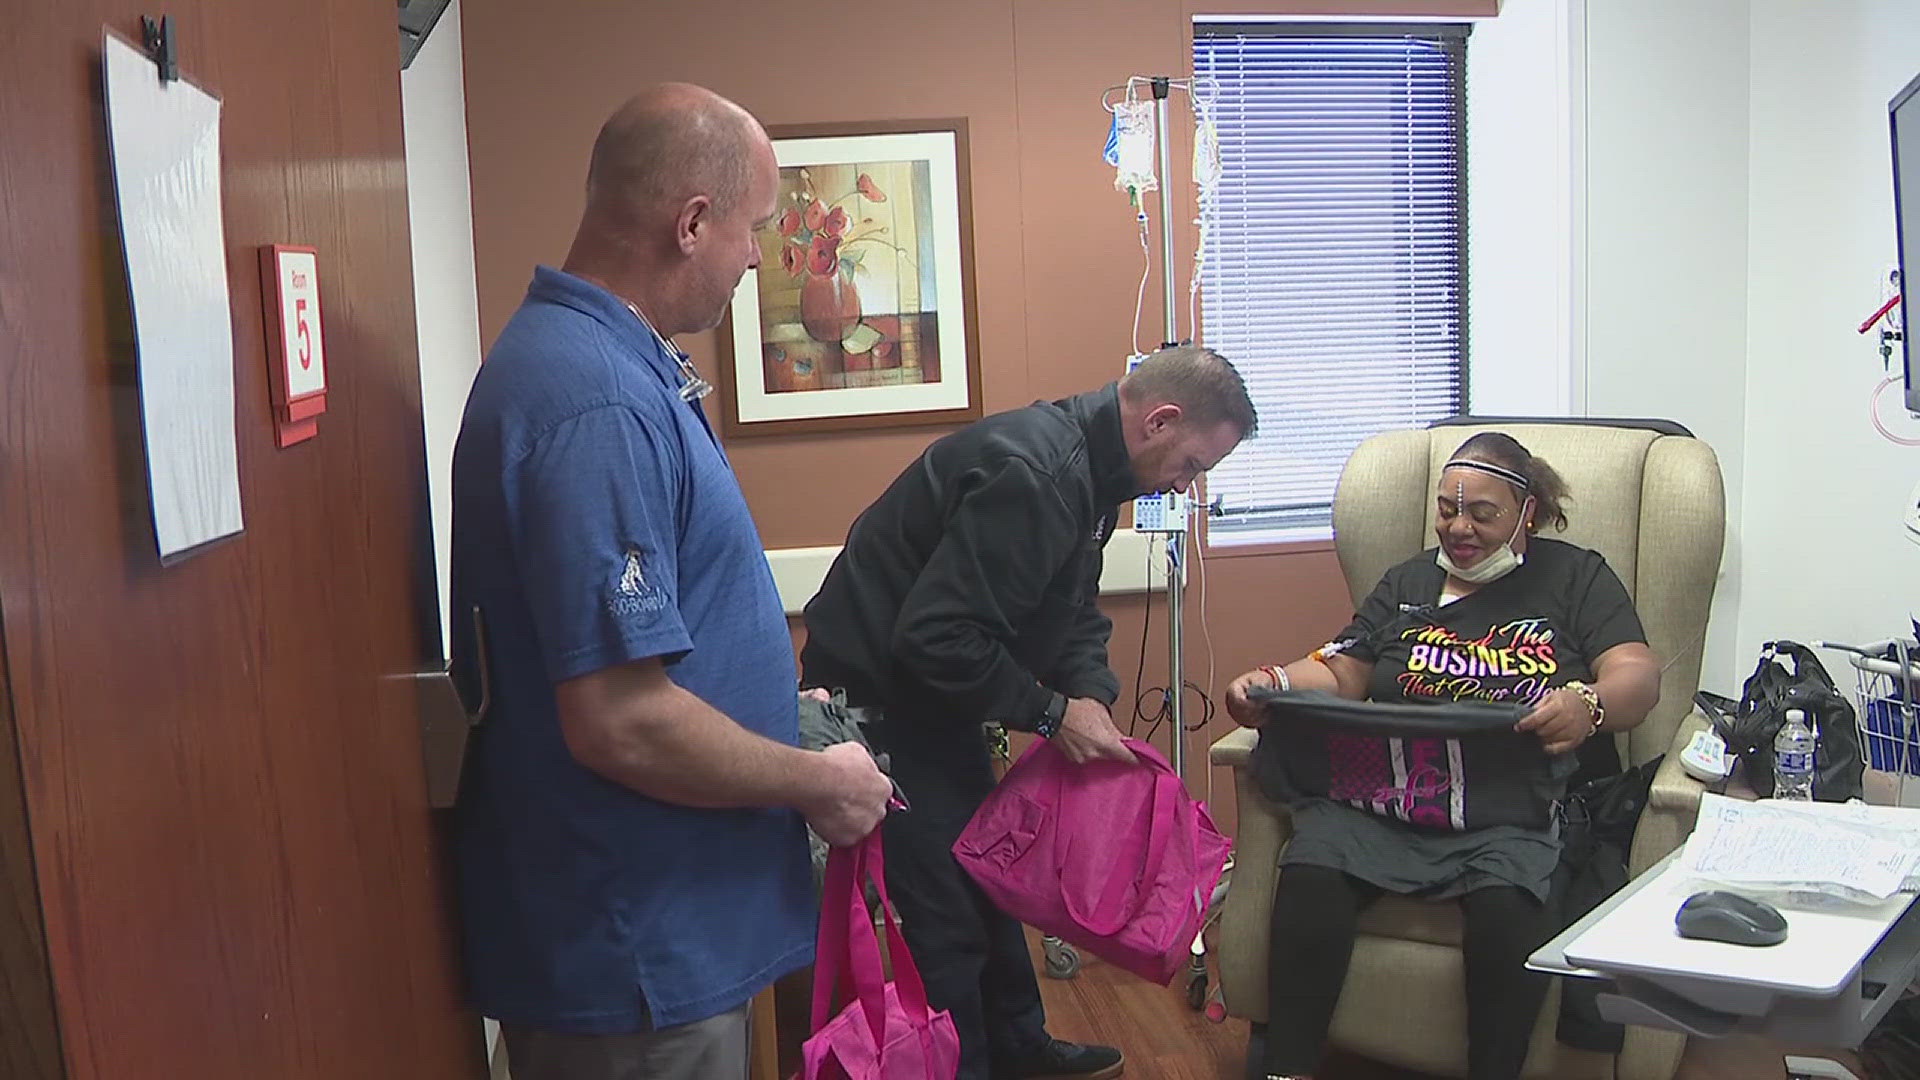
[1517,687,1598,755]
[1225,669,1277,728]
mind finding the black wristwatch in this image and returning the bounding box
[1035,692,1068,739]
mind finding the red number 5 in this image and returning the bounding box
[294,297,312,370]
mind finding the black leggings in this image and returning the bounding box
[1263,865,1551,1080]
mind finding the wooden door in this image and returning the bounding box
[0,5,484,1078]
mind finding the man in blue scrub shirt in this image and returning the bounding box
[449,84,892,1080]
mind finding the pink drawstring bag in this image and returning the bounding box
[798,832,960,1080]
[952,737,1230,985]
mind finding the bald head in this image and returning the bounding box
[585,83,771,229]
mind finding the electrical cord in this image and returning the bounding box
[1194,514,1217,807]
[1871,374,1920,446]
[1129,539,1153,738]
[1128,534,1218,749]
[1195,508,1215,710]
[1137,682,1218,746]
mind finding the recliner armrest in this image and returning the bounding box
[1630,710,1712,876]
[1211,726,1259,769]
[1648,711,1712,813]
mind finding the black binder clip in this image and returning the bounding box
[141,15,177,83]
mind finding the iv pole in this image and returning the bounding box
[1151,78,1190,790]
[1096,74,1222,1014]
[1106,74,1194,787]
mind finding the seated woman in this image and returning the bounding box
[1223,432,1662,1080]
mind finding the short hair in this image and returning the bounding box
[1118,345,1258,437]
[1449,431,1572,532]
[584,88,759,226]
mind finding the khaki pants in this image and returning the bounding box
[501,1003,749,1080]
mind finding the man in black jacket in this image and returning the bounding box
[801,345,1256,1080]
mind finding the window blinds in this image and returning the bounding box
[1194,24,1469,544]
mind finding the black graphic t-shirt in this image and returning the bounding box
[1341,537,1643,711]
[1262,538,1646,895]
[1304,538,1645,831]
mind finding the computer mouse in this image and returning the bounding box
[1674,890,1789,946]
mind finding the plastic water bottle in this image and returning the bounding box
[1773,708,1817,801]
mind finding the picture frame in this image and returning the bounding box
[717,118,983,438]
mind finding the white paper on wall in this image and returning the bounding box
[102,29,244,562]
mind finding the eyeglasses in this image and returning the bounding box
[623,301,712,403]
[673,357,713,403]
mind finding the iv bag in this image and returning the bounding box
[1193,116,1221,192]
[1112,100,1158,193]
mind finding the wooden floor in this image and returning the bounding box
[764,927,1865,1078]
[1033,937,1247,1080]
[1030,934,1864,1080]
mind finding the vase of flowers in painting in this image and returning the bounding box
[779,169,895,346]
[798,268,861,344]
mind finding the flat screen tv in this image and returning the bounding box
[1890,71,1920,412]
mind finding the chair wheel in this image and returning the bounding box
[1185,971,1209,1011]
[1042,937,1080,979]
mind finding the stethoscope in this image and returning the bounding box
[622,300,712,404]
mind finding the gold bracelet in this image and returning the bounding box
[1564,680,1605,733]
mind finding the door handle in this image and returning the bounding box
[410,606,491,810]
[409,668,472,810]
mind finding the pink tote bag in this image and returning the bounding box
[952,737,1230,984]
[798,832,960,1080]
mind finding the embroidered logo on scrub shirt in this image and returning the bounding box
[607,547,667,617]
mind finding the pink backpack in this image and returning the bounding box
[799,832,960,1080]
[952,737,1230,984]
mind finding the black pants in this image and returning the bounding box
[1264,865,1550,1080]
[872,721,1049,1080]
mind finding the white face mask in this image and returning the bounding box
[1436,496,1532,585]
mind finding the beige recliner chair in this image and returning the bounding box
[1209,419,1724,1080]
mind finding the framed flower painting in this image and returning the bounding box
[717,118,983,437]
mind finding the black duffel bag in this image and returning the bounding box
[1719,640,1862,801]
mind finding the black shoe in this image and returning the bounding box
[1002,1038,1125,1079]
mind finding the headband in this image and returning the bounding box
[1442,458,1530,492]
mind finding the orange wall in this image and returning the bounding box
[458,0,1486,830]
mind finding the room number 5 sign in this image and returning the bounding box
[258,244,328,447]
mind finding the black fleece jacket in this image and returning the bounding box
[799,384,1135,734]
